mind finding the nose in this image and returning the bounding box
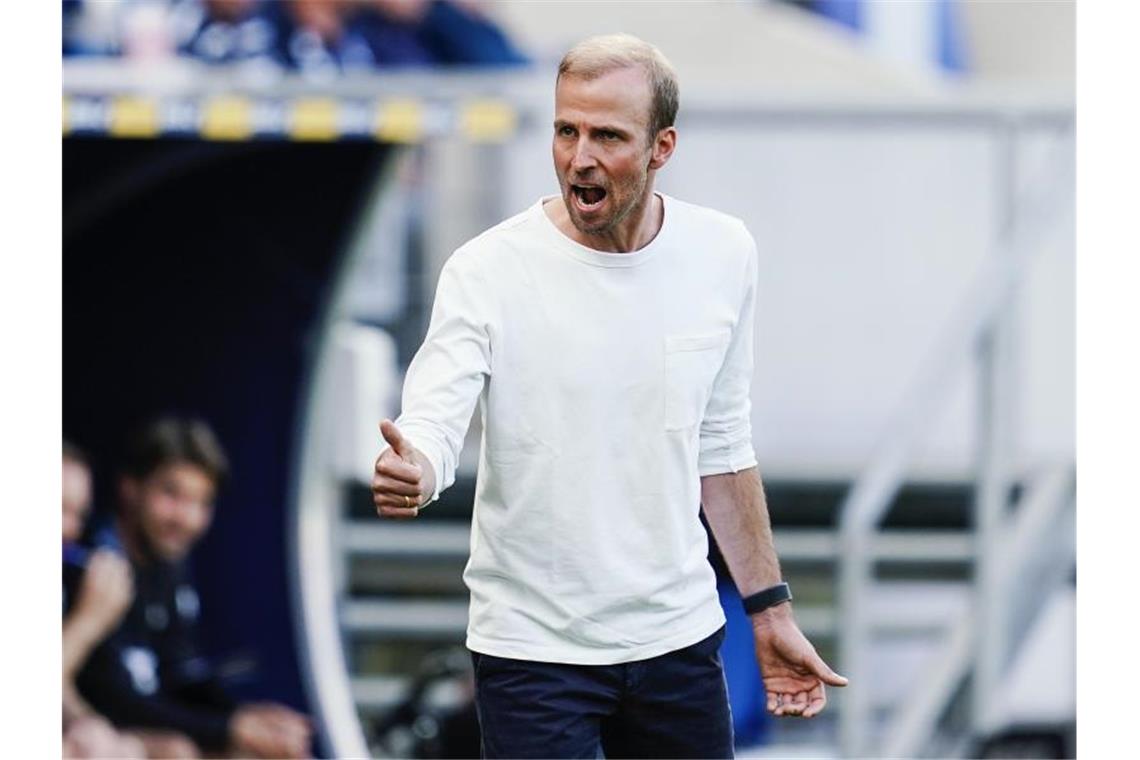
[570,138,597,174]
[175,500,208,532]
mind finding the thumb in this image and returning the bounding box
[380,419,413,460]
[808,653,849,687]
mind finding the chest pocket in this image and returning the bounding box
[664,330,732,431]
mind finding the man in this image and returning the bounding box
[373,34,847,758]
[70,418,312,759]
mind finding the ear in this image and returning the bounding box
[648,126,677,171]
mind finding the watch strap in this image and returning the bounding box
[741,582,793,615]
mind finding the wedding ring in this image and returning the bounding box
[404,495,413,508]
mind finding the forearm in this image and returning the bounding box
[90,687,233,750]
[700,466,783,597]
[63,681,93,722]
[62,614,105,681]
[394,256,493,500]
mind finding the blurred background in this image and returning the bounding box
[61,0,1075,757]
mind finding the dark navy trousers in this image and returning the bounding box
[470,625,734,759]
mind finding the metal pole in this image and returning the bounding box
[972,120,1020,738]
[838,526,872,757]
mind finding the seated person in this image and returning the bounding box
[366,0,530,66]
[69,419,312,759]
[63,441,148,759]
[266,0,390,74]
[265,0,528,74]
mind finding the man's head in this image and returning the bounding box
[557,33,679,144]
[119,417,229,563]
[63,441,92,543]
[553,34,679,237]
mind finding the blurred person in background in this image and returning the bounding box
[373,33,845,758]
[172,0,279,68]
[266,0,528,74]
[62,0,125,57]
[69,418,312,759]
[354,0,529,66]
[63,441,148,759]
[267,0,381,75]
[62,441,96,553]
[65,0,528,70]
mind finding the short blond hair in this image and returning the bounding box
[557,33,679,142]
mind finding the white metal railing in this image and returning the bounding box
[877,464,1075,757]
[836,121,1075,757]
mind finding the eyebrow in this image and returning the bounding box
[553,120,631,138]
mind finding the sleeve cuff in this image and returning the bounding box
[698,439,757,477]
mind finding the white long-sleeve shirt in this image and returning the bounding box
[394,194,758,663]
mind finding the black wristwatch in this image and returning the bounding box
[741,582,793,616]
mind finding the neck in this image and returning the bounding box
[548,188,663,253]
[115,514,151,567]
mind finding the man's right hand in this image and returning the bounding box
[372,419,433,519]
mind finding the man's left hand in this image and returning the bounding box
[752,603,848,718]
[230,703,312,759]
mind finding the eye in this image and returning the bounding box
[557,125,575,137]
[598,130,620,141]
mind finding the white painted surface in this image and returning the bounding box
[996,587,1076,725]
[497,117,1073,480]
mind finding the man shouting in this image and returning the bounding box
[373,33,846,759]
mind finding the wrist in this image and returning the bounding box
[749,598,793,626]
[741,581,792,615]
[409,449,438,505]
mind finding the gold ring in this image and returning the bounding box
[404,495,413,508]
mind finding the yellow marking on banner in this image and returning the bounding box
[291,99,339,141]
[109,97,159,137]
[461,99,516,142]
[375,99,423,144]
[62,97,71,135]
[202,96,253,140]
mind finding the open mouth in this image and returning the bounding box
[572,184,607,211]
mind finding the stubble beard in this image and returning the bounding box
[563,170,650,238]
